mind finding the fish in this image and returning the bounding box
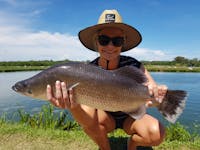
[12,62,187,123]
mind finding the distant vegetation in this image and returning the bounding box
[142,56,200,67]
[0,59,71,67]
[1,56,200,67]
[0,59,72,72]
[0,56,200,72]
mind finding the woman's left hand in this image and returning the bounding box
[146,84,168,107]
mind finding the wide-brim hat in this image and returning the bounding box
[78,9,142,52]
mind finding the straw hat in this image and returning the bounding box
[78,9,142,52]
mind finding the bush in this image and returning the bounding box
[166,122,192,142]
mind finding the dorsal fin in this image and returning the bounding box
[113,66,147,84]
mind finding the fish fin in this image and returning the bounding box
[126,105,146,120]
[158,90,187,123]
[114,66,147,84]
[68,82,80,90]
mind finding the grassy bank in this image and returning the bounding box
[1,65,200,72]
[0,104,200,149]
[0,123,97,150]
[0,66,48,72]
[145,65,200,72]
[0,122,199,150]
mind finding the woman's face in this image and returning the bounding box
[97,28,124,61]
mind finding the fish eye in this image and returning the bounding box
[27,89,32,94]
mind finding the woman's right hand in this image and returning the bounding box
[46,80,79,110]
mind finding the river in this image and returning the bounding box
[0,71,199,130]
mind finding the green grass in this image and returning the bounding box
[0,122,199,150]
[16,104,80,130]
[0,66,48,72]
[145,65,200,72]
[0,123,98,150]
[1,65,200,72]
[0,104,200,150]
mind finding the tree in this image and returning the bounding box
[174,56,188,65]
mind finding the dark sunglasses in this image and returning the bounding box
[98,35,124,47]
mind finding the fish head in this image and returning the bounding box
[12,80,33,96]
[12,78,46,99]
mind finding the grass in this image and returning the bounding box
[0,123,98,150]
[0,66,48,72]
[0,123,199,150]
[1,65,200,72]
[145,65,200,72]
[0,104,200,150]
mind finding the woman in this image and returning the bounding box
[47,10,167,150]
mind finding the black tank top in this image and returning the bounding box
[90,55,141,69]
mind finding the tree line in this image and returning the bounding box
[0,56,200,67]
[143,56,200,67]
[0,59,71,66]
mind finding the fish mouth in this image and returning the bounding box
[12,85,19,92]
[12,82,25,92]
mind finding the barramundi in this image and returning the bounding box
[12,62,187,123]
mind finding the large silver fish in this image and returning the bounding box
[12,62,187,123]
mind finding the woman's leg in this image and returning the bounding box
[71,105,116,150]
[123,114,166,150]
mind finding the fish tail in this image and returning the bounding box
[158,90,187,123]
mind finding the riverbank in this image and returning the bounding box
[1,65,200,72]
[0,104,199,150]
[0,122,199,150]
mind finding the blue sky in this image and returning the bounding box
[0,0,199,61]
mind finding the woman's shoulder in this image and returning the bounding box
[89,57,99,65]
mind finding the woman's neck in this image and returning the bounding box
[98,56,120,70]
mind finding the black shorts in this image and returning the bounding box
[106,111,129,129]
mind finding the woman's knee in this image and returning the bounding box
[147,121,166,145]
[123,115,165,146]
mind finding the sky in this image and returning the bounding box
[0,0,199,61]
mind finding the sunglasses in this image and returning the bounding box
[98,35,124,47]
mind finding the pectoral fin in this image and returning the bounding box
[68,82,80,90]
[126,105,146,120]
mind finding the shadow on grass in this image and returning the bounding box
[109,136,153,150]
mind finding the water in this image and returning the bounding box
[149,72,200,129]
[0,71,200,129]
[0,71,48,117]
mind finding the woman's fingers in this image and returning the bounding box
[61,82,70,108]
[157,85,168,103]
[55,80,63,99]
[47,84,60,106]
[148,84,153,96]
[46,81,78,109]
[46,84,52,100]
[154,85,168,103]
[147,84,168,105]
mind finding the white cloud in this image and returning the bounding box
[0,24,170,61]
[123,47,171,61]
[0,28,98,61]
[0,1,170,62]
